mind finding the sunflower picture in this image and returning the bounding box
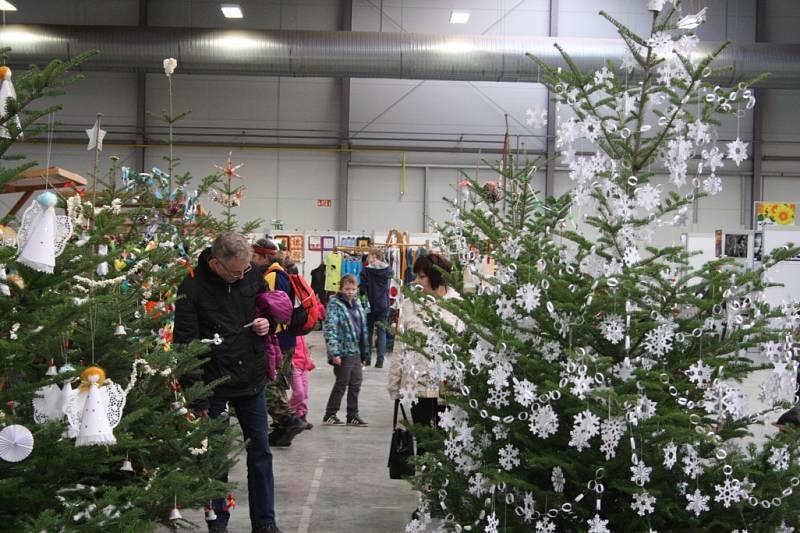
[756,202,796,226]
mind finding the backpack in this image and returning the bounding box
[286,273,325,336]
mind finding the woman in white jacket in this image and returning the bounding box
[387,253,460,429]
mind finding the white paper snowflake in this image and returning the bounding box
[520,492,536,523]
[399,383,418,410]
[726,137,749,167]
[583,116,603,143]
[594,66,615,85]
[540,466,562,497]
[570,372,594,400]
[569,410,601,451]
[768,446,790,471]
[630,457,653,486]
[648,31,674,57]
[631,491,656,516]
[499,444,520,471]
[701,146,725,175]
[526,107,548,129]
[529,404,559,439]
[492,423,509,441]
[516,283,542,312]
[600,416,626,460]
[496,295,516,320]
[634,184,662,212]
[513,378,538,408]
[587,514,610,533]
[685,488,710,517]
[612,358,635,382]
[714,478,744,508]
[687,360,714,388]
[486,511,500,533]
[682,445,703,479]
[535,516,556,533]
[541,341,561,363]
[777,521,795,533]
[600,314,625,344]
[580,253,607,279]
[643,323,675,357]
[703,381,745,420]
[688,120,711,145]
[702,175,723,195]
[469,341,492,369]
[634,396,658,424]
[663,441,678,470]
[468,472,489,497]
[487,386,510,408]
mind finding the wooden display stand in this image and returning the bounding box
[2,167,87,215]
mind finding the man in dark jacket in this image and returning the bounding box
[361,247,393,368]
[174,232,282,533]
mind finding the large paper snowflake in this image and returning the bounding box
[648,31,674,57]
[496,295,516,320]
[529,404,559,439]
[768,446,790,471]
[513,378,538,408]
[634,184,662,212]
[726,137,749,166]
[526,107,547,129]
[612,358,635,382]
[600,416,626,460]
[600,314,625,344]
[552,466,565,493]
[498,444,520,471]
[685,488,710,517]
[682,445,703,479]
[663,441,678,470]
[569,410,601,451]
[701,146,725,175]
[516,283,542,312]
[688,120,711,145]
[631,491,656,516]
[687,359,714,387]
[467,472,489,497]
[570,371,594,400]
[541,341,561,362]
[714,478,744,508]
[630,457,653,486]
[587,514,610,533]
[643,323,675,357]
[485,512,500,533]
[702,175,722,195]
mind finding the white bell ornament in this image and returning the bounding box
[16,191,73,274]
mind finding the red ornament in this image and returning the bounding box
[223,493,236,512]
[214,153,244,182]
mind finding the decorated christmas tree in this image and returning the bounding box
[0,55,255,531]
[400,3,800,532]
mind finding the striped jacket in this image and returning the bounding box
[324,294,369,360]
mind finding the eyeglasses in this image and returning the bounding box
[214,257,252,278]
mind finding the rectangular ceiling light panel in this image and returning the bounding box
[449,10,470,24]
[221,4,244,18]
[0,1,17,11]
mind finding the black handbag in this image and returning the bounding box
[388,399,415,479]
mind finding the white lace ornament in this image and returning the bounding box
[687,360,714,388]
[529,404,559,439]
[685,488,710,517]
[600,416,626,460]
[599,314,625,344]
[16,191,73,273]
[631,491,656,516]
[714,478,744,508]
[65,367,126,447]
[663,441,678,470]
[569,410,600,451]
[726,137,749,167]
[587,514,610,533]
[768,446,790,471]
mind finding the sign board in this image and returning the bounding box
[317,199,332,207]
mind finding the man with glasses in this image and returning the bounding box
[174,232,283,533]
[251,238,307,446]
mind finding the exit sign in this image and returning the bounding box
[317,199,332,207]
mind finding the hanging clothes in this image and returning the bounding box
[325,252,342,292]
[341,256,363,280]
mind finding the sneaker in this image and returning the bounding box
[375,361,384,368]
[272,417,305,446]
[323,415,344,425]
[347,416,369,427]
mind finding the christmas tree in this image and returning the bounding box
[0,55,252,531]
[400,3,800,532]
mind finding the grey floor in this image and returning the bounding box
[169,331,418,532]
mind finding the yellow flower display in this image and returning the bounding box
[757,202,796,226]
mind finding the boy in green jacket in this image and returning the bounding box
[323,274,370,426]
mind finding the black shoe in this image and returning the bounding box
[268,426,284,444]
[272,417,305,446]
[209,526,228,533]
[300,417,314,430]
[323,415,344,425]
[347,415,369,427]
[375,361,383,368]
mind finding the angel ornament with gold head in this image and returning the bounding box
[64,366,127,447]
[0,66,22,139]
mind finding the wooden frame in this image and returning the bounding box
[2,167,87,215]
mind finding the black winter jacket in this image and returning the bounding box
[174,247,268,399]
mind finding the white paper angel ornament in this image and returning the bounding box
[0,66,22,139]
[65,366,126,447]
[16,191,73,274]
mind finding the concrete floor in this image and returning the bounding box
[170,331,418,532]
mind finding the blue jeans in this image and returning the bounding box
[367,308,389,364]
[208,390,276,530]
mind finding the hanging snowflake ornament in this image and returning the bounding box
[587,513,610,533]
[643,322,675,357]
[513,378,538,408]
[600,314,625,344]
[535,516,556,533]
[529,404,559,439]
[498,444,521,471]
[485,512,500,533]
[516,283,541,312]
[551,466,565,493]
[630,457,653,486]
[714,478,744,508]
[663,441,678,470]
[634,184,662,212]
[526,107,547,129]
[768,446,790,471]
[726,137,749,167]
[569,409,601,451]
[631,491,656,516]
[702,175,723,196]
[540,341,561,363]
[682,445,704,479]
[496,295,516,320]
[623,246,640,267]
[687,360,714,388]
[685,488,710,517]
[600,416,626,460]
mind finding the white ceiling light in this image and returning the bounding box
[0,1,18,11]
[220,4,243,19]
[449,10,470,24]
